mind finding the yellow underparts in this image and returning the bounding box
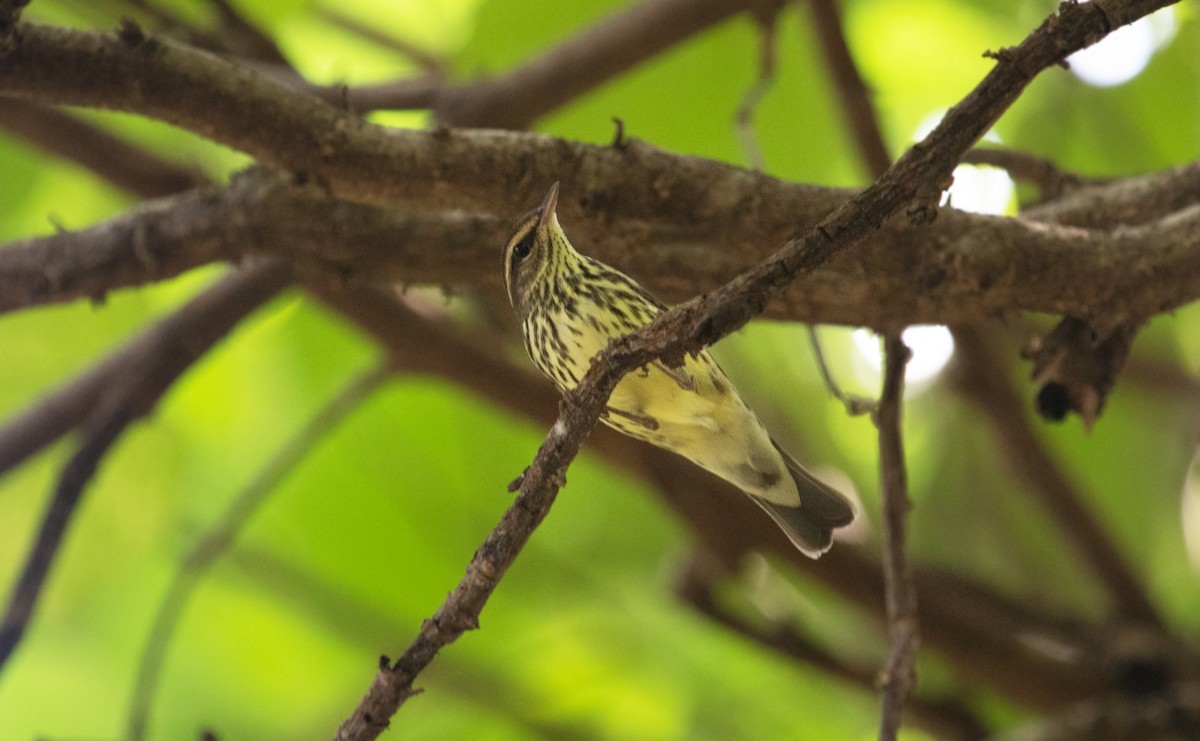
[535,295,800,509]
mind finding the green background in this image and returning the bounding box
[0,1,1197,739]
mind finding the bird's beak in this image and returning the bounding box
[537,182,560,231]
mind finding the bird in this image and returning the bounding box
[502,182,855,557]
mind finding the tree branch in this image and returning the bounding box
[0,99,209,197]
[0,264,289,673]
[3,162,1199,328]
[313,7,447,77]
[1024,159,1200,229]
[962,146,1091,202]
[808,0,891,178]
[876,335,918,740]
[127,363,389,741]
[0,392,130,671]
[432,0,787,128]
[0,261,287,476]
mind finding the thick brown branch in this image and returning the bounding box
[0,172,284,311]
[0,1,1179,222]
[3,163,1199,328]
[0,8,788,187]
[1024,159,1200,229]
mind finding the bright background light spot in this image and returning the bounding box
[851,325,956,387]
[944,164,1014,215]
[914,113,1015,215]
[1183,448,1200,575]
[1068,7,1176,87]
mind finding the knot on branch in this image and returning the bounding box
[0,0,29,37]
[117,17,146,48]
[1025,317,1139,428]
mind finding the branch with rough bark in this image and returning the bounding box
[2,161,1199,327]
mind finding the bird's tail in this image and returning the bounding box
[752,446,855,558]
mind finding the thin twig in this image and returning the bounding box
[733,8,778,173]
[0,396,131,670]
[0,265,288,676]
[807,325,877,415]
[876,334,917,741]
[962,146,1091,202]
[127,363,390,741]
[314,6,447,76]
[803,0,887,416]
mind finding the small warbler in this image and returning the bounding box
[503,183,854,556]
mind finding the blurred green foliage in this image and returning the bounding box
[0,1,1197,739]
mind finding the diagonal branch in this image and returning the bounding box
[808,0,891,178]
[127,363,389,741]
[0,393,131,670]
[0,99,209,197]
[0,263,289,674]
[433,0,787,129]
[0,261,288,476]
[313,7,447,76]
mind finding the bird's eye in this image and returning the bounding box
[511,234,534,262]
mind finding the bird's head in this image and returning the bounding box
[503,182,569,319]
